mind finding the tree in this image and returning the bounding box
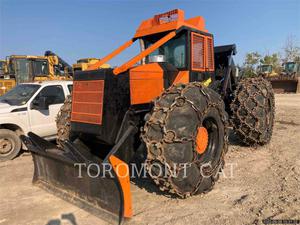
[283,35,300,63]
[244,52,261,67]
[243,52,261,77]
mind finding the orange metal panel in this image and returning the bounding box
[129,63,164,105]
[109,155,133,218]
[191,32,214,72]
[206,36,215,71]
[173,71,189,84]
[191,32,206,72]
[71,80,104,125]
[134,9,207,38]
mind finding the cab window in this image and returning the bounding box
[144,32,187,69]
[33,85,65,106]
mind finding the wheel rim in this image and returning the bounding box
[200,117,221,163]
[195,127,208,154]
[0,137,15,156]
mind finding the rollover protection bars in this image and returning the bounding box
[87,31,177,75]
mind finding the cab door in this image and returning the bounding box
[28,85,65,138]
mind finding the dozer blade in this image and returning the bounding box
[21,132,132,225]
[269,78,299,94]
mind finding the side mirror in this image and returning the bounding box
[38,96,49,110]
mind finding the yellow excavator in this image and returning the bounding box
[0,51,72,95]
[73,58,110,72]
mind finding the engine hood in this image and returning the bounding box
[0,102,25,114]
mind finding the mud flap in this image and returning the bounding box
[21,132,132,225]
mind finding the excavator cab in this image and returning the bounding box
[8,56,49,83]
[282,62,300,76]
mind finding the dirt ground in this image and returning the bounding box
[0,94,299,225]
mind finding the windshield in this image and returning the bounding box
[0,61,5,75]
[0,84,40,106]
[144,32,187,68]
[77,59,89,63]
[10,58,32,83]
[284,62,295,73]
[261,65,272,73]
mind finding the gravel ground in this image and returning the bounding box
[0,94,299,225]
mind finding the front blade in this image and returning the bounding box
[22,133,125,225]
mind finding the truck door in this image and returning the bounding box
[28,85,65,138]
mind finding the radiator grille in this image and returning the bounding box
[71,80,104,125]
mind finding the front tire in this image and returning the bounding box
[142,82,228,198]
[230,77,275,146]
[0,129,21,162]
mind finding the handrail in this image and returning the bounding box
[87,39,135,70]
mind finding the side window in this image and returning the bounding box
[68,84,73,93]
[34,85,65,105]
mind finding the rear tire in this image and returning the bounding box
[0,129,21,162]
[230,77,275,145]
[142,82,228,198]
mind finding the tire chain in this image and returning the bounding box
[141,82,229,198]
[56,95,72,148]
[230,77,275,146]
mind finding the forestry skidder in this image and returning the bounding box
[22,9,275,224]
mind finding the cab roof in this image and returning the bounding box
[134,9,208,38]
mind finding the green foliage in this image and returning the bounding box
[244,52,261,67]
[242,52,261,77]
[260,53,281,73]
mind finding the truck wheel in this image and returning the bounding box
[142,82,228,198]
[56,95,73,147]
[230,77,275,146]
[0,129,21,162]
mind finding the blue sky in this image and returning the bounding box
[0,0,299,66]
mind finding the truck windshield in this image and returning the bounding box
[0,84,40,106]
[143,32,187,68]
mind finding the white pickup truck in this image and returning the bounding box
[0,80,72,161]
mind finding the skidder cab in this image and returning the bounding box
[22,9,275,224]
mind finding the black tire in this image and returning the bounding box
[230,77,275,146]
[56,95,73,147]
[142,82,228,198]
[0,129,21,162]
